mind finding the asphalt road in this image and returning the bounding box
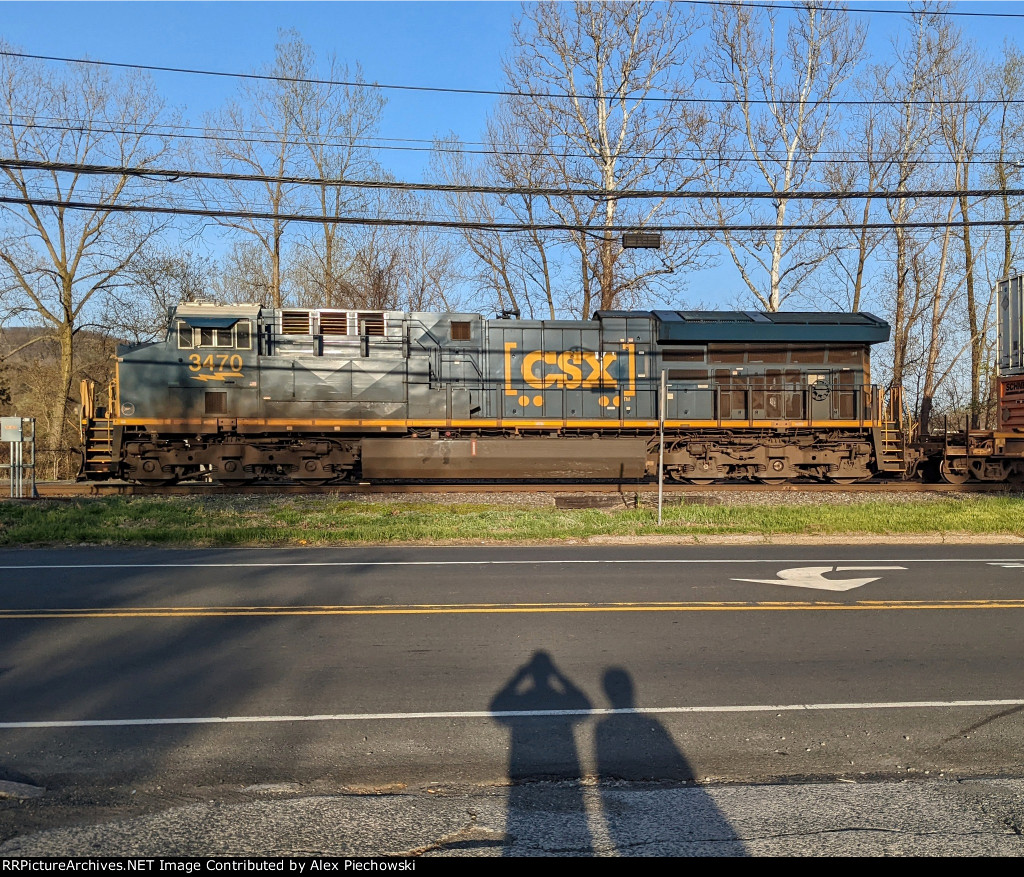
[1,543,1023,856]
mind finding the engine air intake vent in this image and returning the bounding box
[358,312,386,336]
[281,311,311,335]
[319,311,349,336]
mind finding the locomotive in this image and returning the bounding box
[76,288,1024,486]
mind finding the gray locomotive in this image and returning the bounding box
[79,302,913,485]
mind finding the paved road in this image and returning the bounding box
[1,544,1023,855]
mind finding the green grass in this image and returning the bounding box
[1,493,1023,545]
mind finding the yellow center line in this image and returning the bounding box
[2,599,1024,619]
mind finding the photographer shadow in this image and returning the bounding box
[595,667,746,856]
[489,650,594,856]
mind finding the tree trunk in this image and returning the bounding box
[891,223,908,391]
[919,393,933,437]
[273,224,282,308]
[324,225,335,309]
[52,317,75,453]
[959,194,981,429]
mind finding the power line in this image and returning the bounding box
[3,115,1018,168]
[0,193,1020,233]
[692,0,1024,20]
[3,157,1024,201]
[2,47,1023,108]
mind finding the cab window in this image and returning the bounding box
[176,322,194,349]
[198,327,235,348]
[235,321,252,350]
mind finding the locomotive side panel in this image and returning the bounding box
[484,316,650,426]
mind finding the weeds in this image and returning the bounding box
[0,493,1021,546]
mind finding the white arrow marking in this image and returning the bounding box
[732,565,907,591]
[988,562,1024,568]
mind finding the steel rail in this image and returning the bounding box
[14,479,1023,499]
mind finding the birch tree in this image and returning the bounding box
[697,0,865,311]
[937,34,995,428]
[872,7,953,399]
[438,1,704,318]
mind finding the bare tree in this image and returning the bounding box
[286,39,386,309]
[432,130,560,319]
[212,241,277,305]
[106,247,214,343]
[807,91,887,314]
[991,43,1024,280]
[915,178,968,434]
[0,42,175,450]
[199,31,309,307]
[450,1,705,317]
[937,32,995,428]
[697,1,865,311]
[200,32,387,310]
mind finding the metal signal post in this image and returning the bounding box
[658,370,666,525]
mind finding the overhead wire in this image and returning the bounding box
[2,157,1022,201]
[691,0,1024,21]
[2,45,1024,108]
[1,115,1019,168]
[0,193,1020,234]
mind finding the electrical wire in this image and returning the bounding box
[2,157,1022,201]
[0,193,1019,233]
[2,115,1019,168]
[692,1,1024,21]
[2,46,1022,108]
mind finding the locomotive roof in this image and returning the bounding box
[174,302,262,328]
[596,309,890,345]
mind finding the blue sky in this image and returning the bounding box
[2,1,522,180]
[1,1,1020,182]
[1,1,1022,314]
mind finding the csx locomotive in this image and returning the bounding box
[77,286,1024,486]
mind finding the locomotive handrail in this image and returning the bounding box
[79,379,95,424]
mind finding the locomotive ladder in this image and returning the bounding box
[875,386,910,476]
[79,379,116,478]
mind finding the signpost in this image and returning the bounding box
[1,417,36,498]
[658,371,666,525]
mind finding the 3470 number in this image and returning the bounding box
[188,353,244,373]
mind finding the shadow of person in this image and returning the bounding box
[490,650,593,856]
[595,667,746,856]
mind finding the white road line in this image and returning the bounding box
[2,699,1023,729]
[0,558,1023,570]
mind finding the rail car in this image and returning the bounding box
[76,292,1024,486]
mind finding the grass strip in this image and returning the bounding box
[0,494,1022,545]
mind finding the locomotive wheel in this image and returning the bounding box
[136,478,178,487]
[939,458,970,485]
[687,478,717,485]
[758,477,788,486]
[826,476,863,485]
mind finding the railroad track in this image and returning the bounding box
[13,479,1024,498]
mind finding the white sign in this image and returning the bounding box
[732,565,907,592]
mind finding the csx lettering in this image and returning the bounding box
[522,350,617,389]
